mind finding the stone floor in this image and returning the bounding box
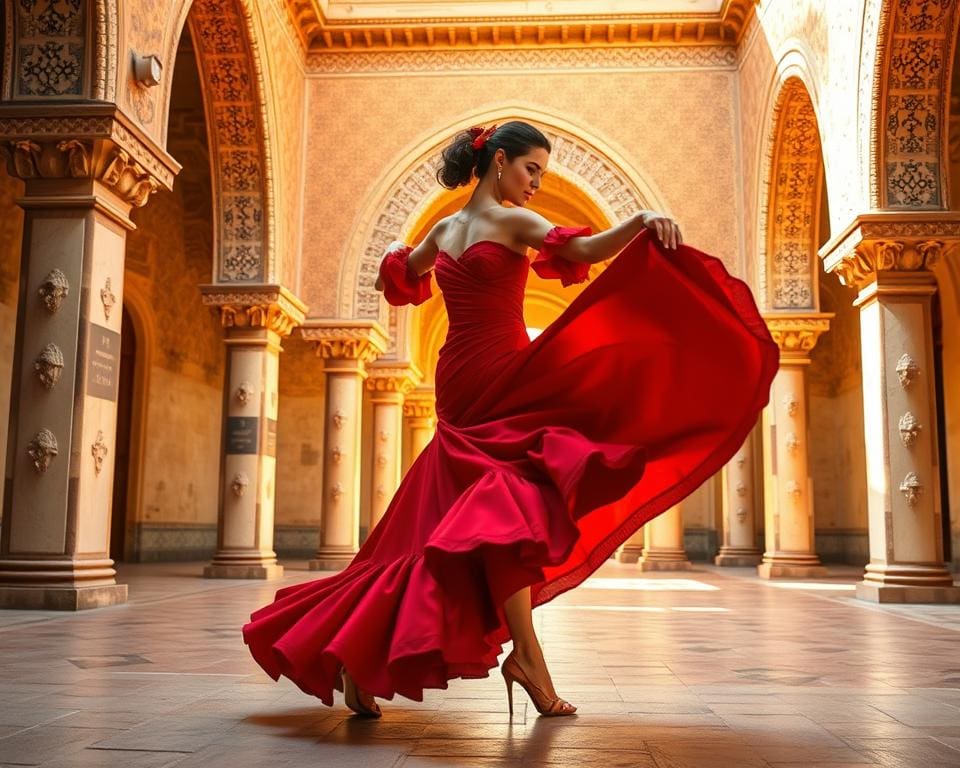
[1,560,960,768]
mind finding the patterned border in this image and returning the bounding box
[306,45,738,75]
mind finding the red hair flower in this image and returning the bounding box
[470,124,498,150]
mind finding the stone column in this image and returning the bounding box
[637,504,693,571]
[716,427,763,566]
[0,109,178,609]
[199,286,307,579]
[402,387,436,473]
[615,525,645,563]
[366,362,421,530]
[758,314,831,579]
[301,320,387,571]
[821,214,960,603]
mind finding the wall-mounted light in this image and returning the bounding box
[133,53,162,87]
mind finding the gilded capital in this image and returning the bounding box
[200,284,308,338]
[820,213,960,291]
[403,390,437,420]
[300,319,389,364]
[366,361,423,395]
[763,313,832,354]
[0,104,179,207]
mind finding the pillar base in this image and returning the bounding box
[757,555,827,579]
[855,563,960,602]
[615,544,644,564]
[0,583,127,611]
[715,548,763,567]
[203,564,284,580]
[203,551,283,580]
[638,551,694,571]
[310,546,357,572]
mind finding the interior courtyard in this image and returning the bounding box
[1,0,960,765]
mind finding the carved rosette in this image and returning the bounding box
[100,277,116,320]
[763,314,832,355]
[898,411,922,447]
[200,285,308,339]
[896,353,920,389]
[234,381,255,404]
[231,472,249,497]
[90,430,108,476]
[38,269,70,313]
[34,342,64,389]
[899,471,922,507]
[27,429,58,473]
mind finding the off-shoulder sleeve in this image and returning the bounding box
[530,225,593,287]
[378,244,433,306]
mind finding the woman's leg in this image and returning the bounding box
[502,585,561,699]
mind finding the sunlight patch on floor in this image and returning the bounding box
[580,577,719,591]
[762,582,857,591]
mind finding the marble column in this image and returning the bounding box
[199,286,307,579]
[366,361,421,530]
[758,314,831,579]
[716,426,763,566]
[821,214,960,603]
[614,525,645,564]
[402,387,437,474]
[637,504,692,571]
[0,111,178,609]
[301,320,387,571]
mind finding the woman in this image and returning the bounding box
[242,120,779,720]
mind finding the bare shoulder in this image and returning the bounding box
[496,207,556,251]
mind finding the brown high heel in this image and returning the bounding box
[341,667,382,718]
[501,650,577,717]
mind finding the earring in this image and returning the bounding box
[497,167,502,181]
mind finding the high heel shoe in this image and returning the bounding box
[501,650,577,717]
[341,667,382,718]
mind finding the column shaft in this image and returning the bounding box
[637,504,692,571]
[716,427,763,566]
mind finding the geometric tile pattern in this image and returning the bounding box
[879,0,960,209]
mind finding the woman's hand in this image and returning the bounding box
[641,211,682,250]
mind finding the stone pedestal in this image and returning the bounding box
[757,314,831,580]
[366,362,421,530]
[0,107,178,609]
[302,321,387,571]
[199,286,306,580]
[403,388,436,474]
[615,526,645,563]
[822,214,960,603]
[637,505,693,571]
[716,427,763,566]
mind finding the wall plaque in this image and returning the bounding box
[86,324,120,401]
[226,416,259,455]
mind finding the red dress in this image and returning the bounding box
[242,225,779,705]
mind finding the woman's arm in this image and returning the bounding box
[374,220,444,292]
[510,207,681,265]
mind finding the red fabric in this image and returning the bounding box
[242,225,779,706]
[379,245,433,306]
[530,224,593,286]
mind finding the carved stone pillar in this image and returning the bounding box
[822,214,960,603]
[637,504,692,571]
[366,362,421,531]
[758,314,831,579]
[199,286,307,579]
[403,388,437,473]
[0,107,178,609]
[614,525,645,564]
[716,426,763,566]
[301,320,387,571]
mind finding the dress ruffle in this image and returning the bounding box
[378,244,433,306]
[530,224,593,286]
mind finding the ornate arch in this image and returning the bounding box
[868,0,960,209]
[757,63,825,311]
[337,106,670,332]
[109,0,277,283]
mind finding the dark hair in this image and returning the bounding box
[436,120,552,189]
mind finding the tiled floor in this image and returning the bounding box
[1,560,959,767]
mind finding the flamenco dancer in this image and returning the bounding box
[242,120,779,719]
